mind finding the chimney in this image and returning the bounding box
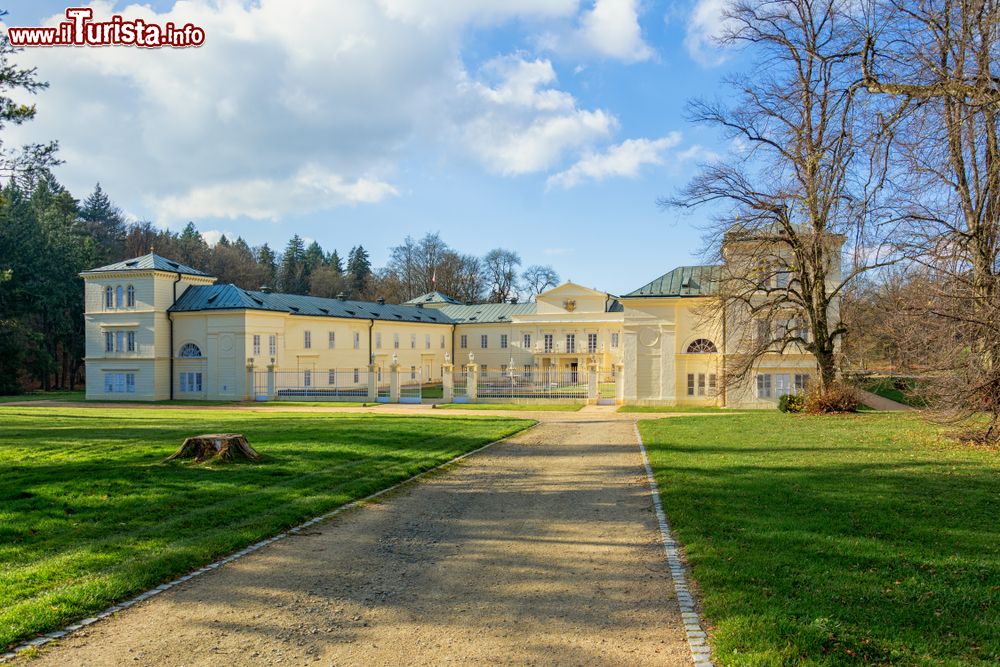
[377,297,385,305]
[336,292,346,301]
[260,286,272,294]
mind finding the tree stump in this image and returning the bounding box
[164,434,261,464]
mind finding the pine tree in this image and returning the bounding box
[329,249,344,274]
[278,235,308,294]
[79,183,126,263]
[256,243,277,289]
[346,245,372,297]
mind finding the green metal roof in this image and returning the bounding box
[170,285,452,324]
[623,265,720,298]
[437,302,536,323]
[404,291,464,306]
[84,253,209,277]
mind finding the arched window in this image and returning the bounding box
[115,285,124,308]
[686,339,718,354]
[178,343,203,358]
[104,286,113,309]
[126,285,135,307]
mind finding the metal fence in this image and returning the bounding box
[400,368,422,403]
[476,370,589,400]
[452,369,469,403]
[598,369,617,405]
[256,369,370,401]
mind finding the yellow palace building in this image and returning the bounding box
[81,249,822,408]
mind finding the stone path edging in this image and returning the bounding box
[634,423,715,666]
[0,422,538,663]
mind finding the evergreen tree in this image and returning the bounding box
[278,234,308,294]
[256,243,277,289]
[346,245,372,297]
[329,249,344,274]
[303,240,325,275]
[79,183,126,263]
[176,222,208,268]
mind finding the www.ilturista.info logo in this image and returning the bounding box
[7,7,205,48]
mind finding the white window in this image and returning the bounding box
[709,373,718,395]
[500,364,508,373]
[303,370,312,387]
[127,331,135,352]
[460,335,468,349]
[776,267,790,288]
[328,369,337,385]
[393,333,399,349]
[410,334,416,349]
[797,319,810,343]
[756,320,770,346]
[794,373,811,393]
[611,332,620,348]
[179,372,202,393]
[104,332,114,353]
[775,373,791,396]
[480,334,488,349]
[425,334,431,349]
[353,368,360,383]
[353,332,361,349]
[104,372,136,393]
[587,333,598,353]
[544,334,553,353]
[440,335,445,349]
[253,335,261,356]
[480,364,487,374]
[523,333,531,349]
[104,287,113,309]
[698,373,706,396]
[566,334,576,353]
[115,285,123,308]
[328,331,336,349]
[126,285,135,307]
[179,343,202,358]
[500,334,508,349]
[304,330,312,349]
[757,374,773,399]
[687,373,695,396]
[376,332,383,349]
[115,331,125,353]
[410,365,416,380]
[269,335,277,356]
[523,364,532,378]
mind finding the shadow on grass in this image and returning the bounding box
[641,413,999,666]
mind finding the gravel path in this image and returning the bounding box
[29,419,690,666]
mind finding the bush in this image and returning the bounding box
[778,393,805,413]
[804,382,860,414]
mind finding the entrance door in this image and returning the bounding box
[569,361,579,384]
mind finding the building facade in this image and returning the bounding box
[81,249,825,407]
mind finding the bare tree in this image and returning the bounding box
[521,264,559,300]
[666,0,894,390]
[861,0,1000,439]
[483,248,521,303]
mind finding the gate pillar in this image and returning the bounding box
[442,363,454,402]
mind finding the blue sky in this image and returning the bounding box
[4,1,735,295]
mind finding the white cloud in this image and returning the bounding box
[4,0,657,223]
[457,55,616,175]
[577,0,653,62]
[685,0,734,66]
[536,0,654,63]
[152,165,399,221]
[546,132,682,189]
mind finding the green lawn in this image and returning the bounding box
[0,390,85,404]
[434,402,583,411]
[619,405,753,413]
[640,413,999,666]
[860,377,926,408]
[0,407,531,650]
